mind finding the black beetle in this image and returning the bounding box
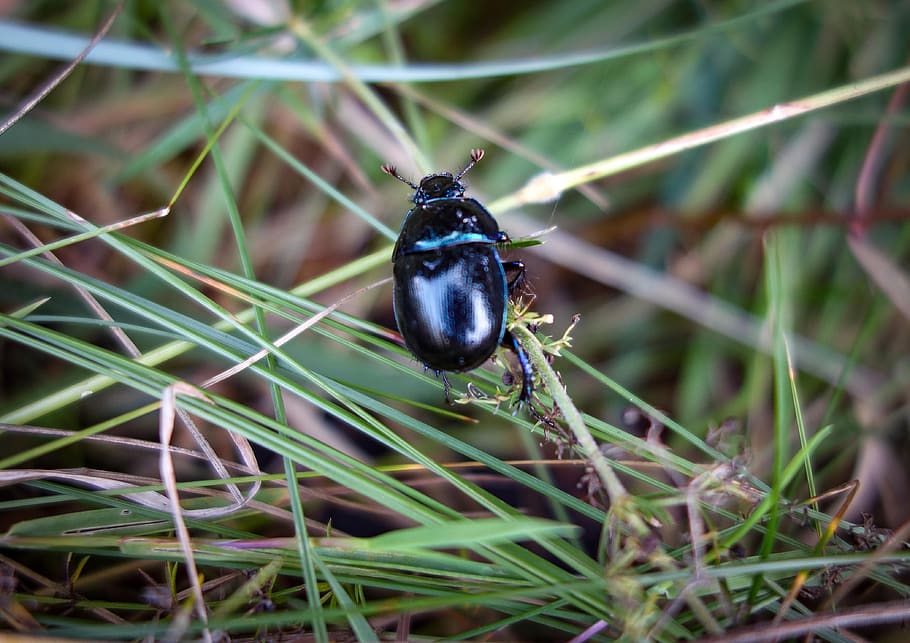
[382,149,533,404]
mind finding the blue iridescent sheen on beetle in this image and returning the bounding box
[382,149,533,404]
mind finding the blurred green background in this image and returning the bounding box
[1,0,909,640]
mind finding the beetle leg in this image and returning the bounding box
[427,367,455,405]
[502,330,534,404]
[502,260,526,295]
[440,371,453,405]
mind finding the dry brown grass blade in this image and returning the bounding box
[701,599,910,643]
[0,1,124,137]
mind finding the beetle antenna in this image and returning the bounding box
[381,163,418,189]
[455,148,485,181]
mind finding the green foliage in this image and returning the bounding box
[1,1,909,640]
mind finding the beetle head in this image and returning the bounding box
[413,173,464,203]
[382,149,485,205]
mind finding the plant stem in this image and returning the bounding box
[511,323,646,533]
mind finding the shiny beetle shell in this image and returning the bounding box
[383,149,533,402]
